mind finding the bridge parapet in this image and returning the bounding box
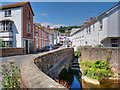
[20,48,74,88]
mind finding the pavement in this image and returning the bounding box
[1,52,41,67]
[0,45,66,88]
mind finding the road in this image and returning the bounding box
[1,52,41,67]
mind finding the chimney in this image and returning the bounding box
[85,20,89,25]
[47,25,50,30]
[90,17,96,21]
[81,24,84,27]
[42,26,45,29]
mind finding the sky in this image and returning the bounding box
[1,1,119,28]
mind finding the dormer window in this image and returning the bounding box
[28,10,30,19]
[5,10,11,17]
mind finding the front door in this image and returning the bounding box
[26,40,28,54]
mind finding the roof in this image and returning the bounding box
[97,2,120,19]
[71,2,120,36]
[0,2,34,16]
[70,28,81,36]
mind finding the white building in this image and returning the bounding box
[0,2,34,53]
[58,33,69,44]
[71,2,120,49]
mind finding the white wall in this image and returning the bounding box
[71,5,119,47]
[0,7,23,47]
[107,7,119,37]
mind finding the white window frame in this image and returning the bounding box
[36,39,38,49]
[27,22,31,34]
[5,10,11,17]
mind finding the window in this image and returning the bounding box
[111,38,118,47]
[27,22,31,34]
[89,26,91,34]
[86,27,88,34]
[36,27,38,36]
[5,10,11,17]
[0,22,12,32]
[99,20,103,30]
[36,39,38,49]
[93,24,95,31]
[42,30,43,38]
[28,10,30,19]
[2,41,12,47]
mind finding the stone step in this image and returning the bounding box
[72,64,79,67]
[71,67,80,71]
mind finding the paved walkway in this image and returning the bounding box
[1,52,41,67]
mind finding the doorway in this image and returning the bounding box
[25,40,29,54]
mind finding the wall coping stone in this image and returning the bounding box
[20,47,70,88]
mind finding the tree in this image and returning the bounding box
[73,25,78,28]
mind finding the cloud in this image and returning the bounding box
[39,13,48,16]
[40,22,66,28]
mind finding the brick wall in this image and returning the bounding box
[0,47,26,57]
[23,3,34,39]
[81,47,120,73]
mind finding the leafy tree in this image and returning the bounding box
[73,25,78,28]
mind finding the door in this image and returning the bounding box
[26,40,28,54]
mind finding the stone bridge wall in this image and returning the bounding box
[81,47,120,73]
[34,48,73,78]
[20,48,74,88]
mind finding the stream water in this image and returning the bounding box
[58,68,120,89]
[58,68,82,89]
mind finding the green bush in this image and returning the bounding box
[1,60,20,88]
[76,46,81,57]
[94,44,104,47]
[81,59,112,80]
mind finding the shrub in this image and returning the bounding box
[81,59,112,80]
[1,60,20,88]
[76,46,81,57]
[94,44,104,47]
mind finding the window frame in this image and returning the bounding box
[27,22,31,34]
[5,10,11,17]
[28,10,30,19]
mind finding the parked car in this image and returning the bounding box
[44,46,50,51]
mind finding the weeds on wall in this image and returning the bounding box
[80,50,112,80]
[1,60,20,88]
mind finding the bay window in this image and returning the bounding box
[0,22,12,32]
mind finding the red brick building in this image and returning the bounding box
[33,23,53,52]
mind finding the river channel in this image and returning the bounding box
[58,68,120,89]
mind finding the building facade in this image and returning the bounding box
[0,2,34,53]
[71,2,120,48]
[33,23,54,52]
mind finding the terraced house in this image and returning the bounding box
[33,23,54,52]
[0,2,34,53]
[71,2,120,48]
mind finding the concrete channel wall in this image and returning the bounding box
[20,48,74,88]
[81,47,120,73]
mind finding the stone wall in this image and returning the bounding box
[34,48,73,73]
[20,48,74,88]
[81,47,120,73]
[0,47,26,57]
